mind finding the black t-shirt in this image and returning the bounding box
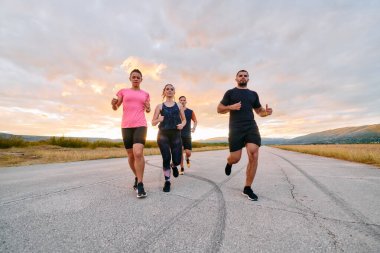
[220,87,261,130]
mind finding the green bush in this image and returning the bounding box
[0,135,228,150]
[145,140,158,148]
[0,136,28,149]
[192,142,228,148]
[46,136,90,148]
[90,140,123,149]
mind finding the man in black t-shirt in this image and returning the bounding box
[217,70,273,201]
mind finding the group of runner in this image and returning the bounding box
[111,69,272,201]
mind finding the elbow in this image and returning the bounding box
[217,104,224,114]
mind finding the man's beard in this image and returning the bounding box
[238,82,247,88]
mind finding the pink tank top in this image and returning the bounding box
[116,88,150,128]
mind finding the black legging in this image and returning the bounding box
[157,129,182,175]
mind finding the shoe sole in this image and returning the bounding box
[242,192,258,201]
[137,193,147,198]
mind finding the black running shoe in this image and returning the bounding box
[242,186,258,201]
[137,182,147,198]
[186,158,190,168]
[172,165,179,178]
[179,167,184,175]
[225,163,232,176]
[163,181,171,192]
[133,177,138,192]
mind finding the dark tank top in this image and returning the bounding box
[158,103,181,130]
[181,108,193,137]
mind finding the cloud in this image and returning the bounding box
[0,0,379,139]
[120,56,167,81]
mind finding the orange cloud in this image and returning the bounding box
[75,79,85,87]
[90,83,105,94]
[120,56,167,81]
[61,91,71,97]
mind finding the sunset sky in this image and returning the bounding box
[1,0,379,141]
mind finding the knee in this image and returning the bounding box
[229,156,240,164]
[185,150,191,157]
[133,150,144,160]
[248,150,259,163]
[126,150,134,159]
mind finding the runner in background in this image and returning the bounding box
[179,96,197,175]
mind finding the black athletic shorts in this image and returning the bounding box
[228,126,261,152]
[181,136,192,150]
[121,127,147,149]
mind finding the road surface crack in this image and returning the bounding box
[279,164,343,252]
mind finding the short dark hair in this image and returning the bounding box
[130,69,142,78]
[236,70,249,77]
[179,96,186,100]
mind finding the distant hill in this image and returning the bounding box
[199,124,380,145]
[198,136,288,144]
[286,124,380,144]
[198,137,228,143]
[262,138,289,145]
[2,124,379,145]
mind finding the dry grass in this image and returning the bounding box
[272,144,380,168]
[0,145,228,167]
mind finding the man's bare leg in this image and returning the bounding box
[245,143,259,186]
[225,149,242,175]
[242,143,259,201]
[185,149,191,168]
[180,147,185,174]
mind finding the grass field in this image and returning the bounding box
[0,136,228,167]
[2,136,379,168]
[0,145,228,167]
[272,144,380,168]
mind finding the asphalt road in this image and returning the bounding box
[1,147,379,252]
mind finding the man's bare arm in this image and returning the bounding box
[254,104,273,117]
[191,112,198,132]
[217,102,241,114]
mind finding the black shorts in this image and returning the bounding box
[121,127,147,149]
[181,136,192,150]
[229,126,261,152]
